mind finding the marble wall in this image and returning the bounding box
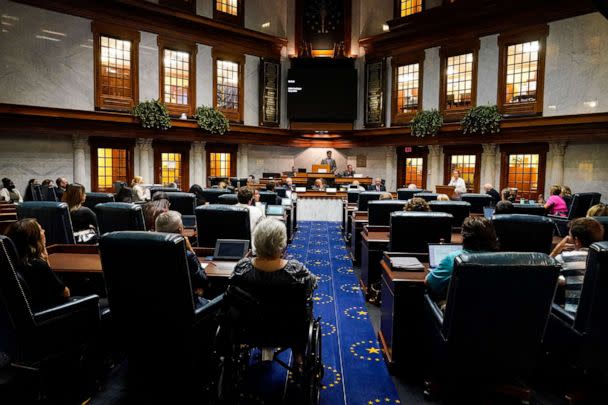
[244,54,260,126]
[477,34,499,106]
[422,47,440,110]
[563,143,608,199]
[139,32,159,101]
[196,44,214,107]
[358,0,393,38]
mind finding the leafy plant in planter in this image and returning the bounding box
[194,106,230,135]
[410,109,443,138]
[132,99,172,130]
[461,105,501,135]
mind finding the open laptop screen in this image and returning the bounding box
[214,239,249,260]
[428,243,463,268]
[483,206,495,219]
[266,205,285,216]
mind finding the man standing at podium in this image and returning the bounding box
[321,150,337,173]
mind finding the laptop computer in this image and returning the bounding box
[281,197,292,206]
[483,206,495,219]
[214,239,249,260]
[428,243,463,269]
[266,205,285,216]
[182,215,196,229]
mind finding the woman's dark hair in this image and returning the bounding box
[266,181,276,191]
[41,179,53,187]
[2,178,12,189]
[152,191,169,201]
[62,183,85,211]
[561,185,572,197]
[494,200,514,214]
[404,197,431,212]
[6,218,46,266]
[501,188,515,203]
[461,217,497,251]
[188,184,206,206]
[143,198,171,230]
[569,217,604,248]
[24,179,38,201]
[550,185,562,196]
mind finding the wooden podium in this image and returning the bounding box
[436,185,456,199]
[312,164,331,173]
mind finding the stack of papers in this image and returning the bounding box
[389,257,424,272]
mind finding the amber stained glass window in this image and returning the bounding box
[400,0,422,17]
[160,153,182,188]
[507,154,540,200]
[209,153,231,177]
[216,60,240,111]
[405,157,424,189]
[445,53,473,109]
[396,63,420,114]
[163,49,190,106]
[216,0,238,16]
[97,148,128,192]
[505,41,539,104]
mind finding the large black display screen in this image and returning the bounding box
[287,65,357,122]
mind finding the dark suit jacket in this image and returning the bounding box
[368,184,386,192]
[486,188,500,204]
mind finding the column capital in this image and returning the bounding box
[72,135,88,149]
[482,143,497,155]
[136,138,154,151]
[385,145,395,158]
[549,142,567,157]
[192,141,206,153]
[428,145,442,156]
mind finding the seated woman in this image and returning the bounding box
[494,200,514,214]
[404,197,431,212]
[229,218,317,362]
[131,176,150,202]
[561,185,573,210]
[545,184,569,216]
[501,187,516,203]
[379,192,393,200]
[23,179,39,202]
[437,194,450,201]
[350,180,365,191]
[188,184,206,206]
[1,177,23,202]
[425,217,497,300]
[6,219,70,311]
[143,192,171,231]
[63,183,98,234]
[587,203,608,217]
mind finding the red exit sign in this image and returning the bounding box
[403,147,412,153]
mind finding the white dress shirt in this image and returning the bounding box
[448,177,467,194]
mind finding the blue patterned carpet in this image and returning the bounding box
[240,221,401,404]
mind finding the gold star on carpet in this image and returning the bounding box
[351,286,360,291]
[313,297,321,301]
[357,310,368,316]
[366,347,381,354]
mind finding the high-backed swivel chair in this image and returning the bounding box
[413,192,439,202]
[397,188,424,201]
[199,189,233,205]
[195,205,251,248]
[165,192,196,216]
[83,192,115,210]
[493,214,555,254]
[461,193,493,214]
[217,193,238,205]
[551,192,602,236]
[347,190,362,204]
[95,202,146,234]
[259,191,280,205]
[367,200,407,226]
[16,202,75,244]
[389,212,453,252]
[429,201,471,228]
[357,191,383,211]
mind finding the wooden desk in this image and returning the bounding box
[335,177,373,186]
[379,253,429,374]
[0,212,17,221]
[0,219,16,234]
[295,192,346,221]
[349,211,368,265]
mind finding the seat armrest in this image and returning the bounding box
[34,295,100,325]
[424,294,444,327]
[550,303,575,326]
[194,294,224,321]
[548,214,567,221]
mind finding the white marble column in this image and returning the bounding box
[549,142,567,186]
[191,141,206,186]
[72,135,88,186]
[427,145,442,191]
[238,144,249,178]
[385,146,397,191]
[136,138,153,182]
[481,143,498,188]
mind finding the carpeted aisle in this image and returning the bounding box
[240,221,401,404]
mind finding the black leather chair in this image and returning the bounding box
[165,192,196,216]
[83,192,115,210]
[259,191,280,205]
[512,203,546,216]
[16,202,75,244]
[594,216,608,240]
[357,191,383,211]
[493,214,555,254]
[347,189,362,204]
[199,188,233,204]
[208,176,229,187]
[113,181,127,193]
[229,177,249,188]
[217,193,238,205]
[149,186,179,196]
[424,252,559,398]
[0,235,100,392]
[98,232,222,397]
[275,187,287,198]
[551,192,602,236]
[95,202,146,234]
[461,193,493,214]
[397,188,424,201]
[40,185,58,202]
[368,200,407,226]
[389,212,453,252]
[413,192,438,202]
[31,184,43,201]
[429,201,471,228]
[195,205,251,248]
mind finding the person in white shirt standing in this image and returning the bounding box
[448,169,467,199]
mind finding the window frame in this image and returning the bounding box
[497,25,549,117]
[443,145,482,193]
[391,51,425,126]
[500,143,548,200]
[394,0,425,19]
[206,143,238,181]
[439,39,480,122]
[213,49,245,124]
[90,138,135,193]
[214,0,244,27]
[158,36,197,117]
[92,22,140,112]
[158,0,196,13]
[153,142,190,191]
[396,146,428,189]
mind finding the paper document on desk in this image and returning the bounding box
[201,263,209,269]
[390,257,424,271]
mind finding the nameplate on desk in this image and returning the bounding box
[326,188,337,194]
[390,257,424,272]
[353,174,363,178]
[295,187,306,193]
[317,169,328,173]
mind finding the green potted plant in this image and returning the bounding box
[410,109,443,138]
[132,99,172,130]
[194,106,230,135]
[461,105,501,135]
